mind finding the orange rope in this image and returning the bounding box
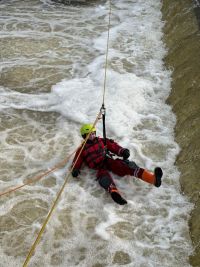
[0,149,76,198]
[0,111,104,199]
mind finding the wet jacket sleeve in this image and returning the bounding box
[102,138,124,156]
[72,147,84,170]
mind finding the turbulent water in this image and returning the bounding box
[0,0,194,266]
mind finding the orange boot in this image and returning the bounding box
[141,170,155,185]
[141,167,163,187]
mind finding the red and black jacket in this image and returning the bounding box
[72,137,124,170]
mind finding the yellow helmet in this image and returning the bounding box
[80,124,96,137]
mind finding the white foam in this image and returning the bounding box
[0,0,194,266]
[95,205,124,240]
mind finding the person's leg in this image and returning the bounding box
[106,158,163,187]
[96,169,127,205]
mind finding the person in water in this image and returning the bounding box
[72,124,163,205]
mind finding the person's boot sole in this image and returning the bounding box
[111,192,127,205]
[154,167,163,187]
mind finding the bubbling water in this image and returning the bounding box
[0,0,193,266]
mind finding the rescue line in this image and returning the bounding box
[22,0,114,265]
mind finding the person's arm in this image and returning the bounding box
[71,147,84,177]
[104,138,130,159]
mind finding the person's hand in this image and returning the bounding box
[122,149,130,160]
[72,169,80,177]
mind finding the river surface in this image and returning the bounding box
[0,0,194,266]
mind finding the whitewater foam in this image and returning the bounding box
[0,0,193,266]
